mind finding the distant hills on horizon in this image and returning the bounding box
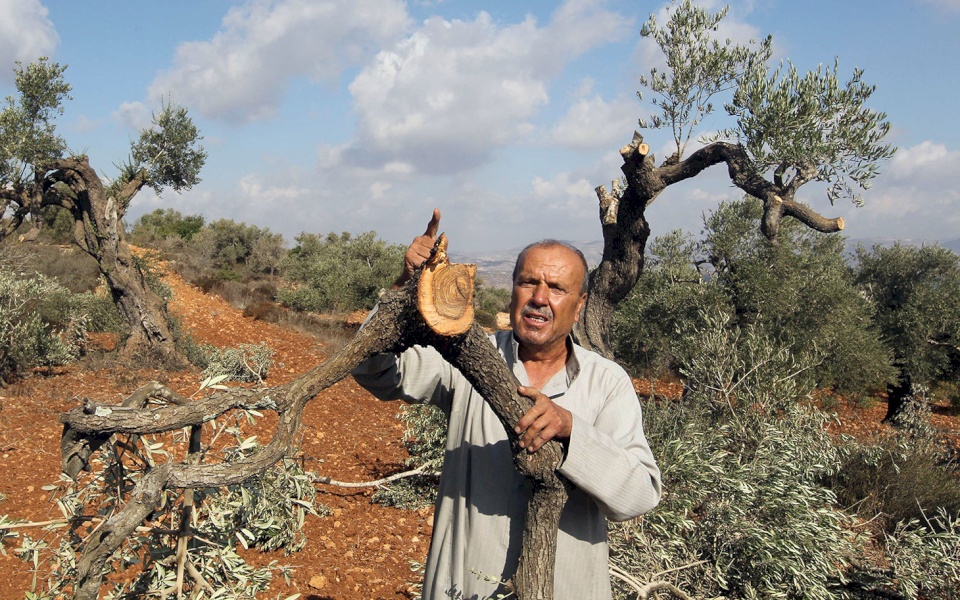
[453,237,960,290]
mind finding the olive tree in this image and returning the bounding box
[613,199,895,396]
[0,59,206,363]
[855,243,960,420]
[578,0,895,356]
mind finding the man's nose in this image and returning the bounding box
[530,282,549,305]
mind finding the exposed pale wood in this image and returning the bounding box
[417,235,477,335]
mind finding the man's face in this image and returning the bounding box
[509,244,587,356]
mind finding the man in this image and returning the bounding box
[353,209,661,599]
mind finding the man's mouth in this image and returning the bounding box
[521,307,551,324]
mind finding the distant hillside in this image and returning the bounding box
[456,237,960,290]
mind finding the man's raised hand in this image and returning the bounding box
[395,208,441,288]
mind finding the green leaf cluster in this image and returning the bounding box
[611,310,960,598]
[639,0,771,158]
[612,312,858,599]
[722,59,894,205]
[184,218,286,280]
[0,58,71,184]
[278,230,404,313]
[855,243,960,389]
[202,342,278,383]
[639,0,893,204]
[372,403,447,510]
[124,100,208,196]
[0,266,89,382]
[130,208,205,242]
[613,198,895,396]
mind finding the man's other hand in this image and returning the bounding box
[514,385,573,453]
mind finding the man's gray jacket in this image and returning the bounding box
[352,329,662,599]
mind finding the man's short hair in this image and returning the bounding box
[512,240,589,294]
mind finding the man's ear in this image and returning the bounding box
[574,293,587,322]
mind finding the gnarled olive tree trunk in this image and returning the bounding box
[60,235,566,600]
[42,156,184,364]
[575,132,845,358]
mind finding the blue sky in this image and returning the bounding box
[2,0,958,252]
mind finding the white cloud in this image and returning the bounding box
[531,172,597,220]
[237,173,309,204]
[887,140,960,180]
[833,141,960,242]
[549,90,639,151]
[148,0,411,122]
[71,114,101,134]
[112,101,153,132]
[0,0,58,79]
[345,0,629,174]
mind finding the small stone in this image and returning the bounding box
[308,575,327,590]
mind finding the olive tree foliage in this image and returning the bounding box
[129,208,205,243]
[613,199,895,395]
[278,230,404,313]
[578,0,895,357]
[611,230,723,375]
[609,308,960,599]
[610,310,858,600]
[0,266,86,384]
[700,200,895,393]
[187,218,285,279]
[855,243,960,420]
[0,59,207,362]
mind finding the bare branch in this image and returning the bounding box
[310,464,439,488]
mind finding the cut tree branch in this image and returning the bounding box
[59,234,566,600]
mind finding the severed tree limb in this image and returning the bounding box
[309,464,439,488]
[60,234,565,600]
[608,564,696,600]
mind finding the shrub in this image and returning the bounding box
[70,291,125,333]
[372,403,446,510]
[278,230,403,313]
[610,308,861,600]
[0,267,87,382]
[828,395,960,530]
[129,207,205,243]
[855,242,960,416]
[614,200,897,397]
[202,342,277,383]
[612,230,725,376]
[1,241,101,293]
[473,280,511,329]
[883,508,960,598]
[183,218,285,281]
[37,205,77,244]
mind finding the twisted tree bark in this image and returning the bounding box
[60,235,566,600]
[576,131,846,357]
